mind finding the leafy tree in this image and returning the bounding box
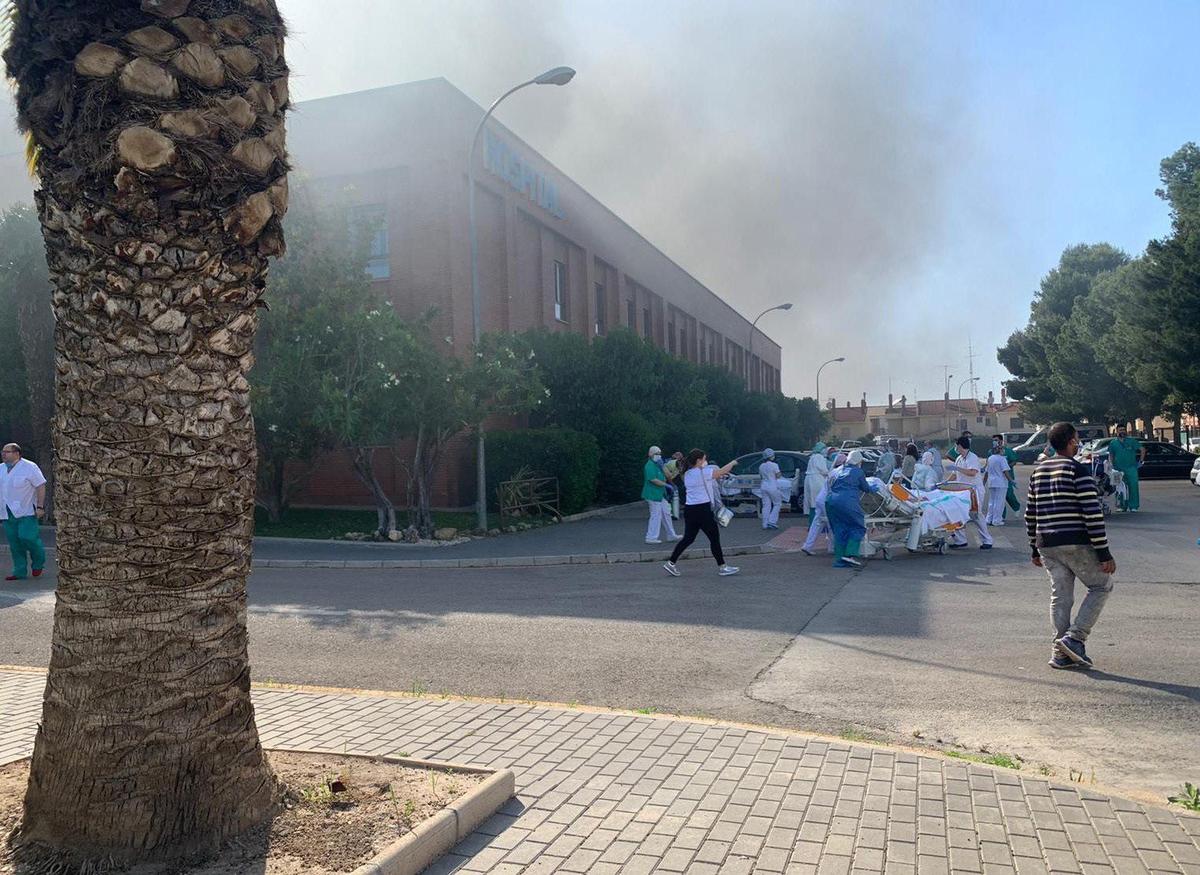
[251,202,361,521]
[1113,144,1200,403]
[0,203,53,513]
[998,243,1131,423]
[4,0,289,863]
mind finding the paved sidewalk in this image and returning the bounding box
[9,505,791,569]
[2,670,1197,874]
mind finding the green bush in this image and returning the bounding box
[486,427,600,515]
[592,410,662,504]
[659,422,736,465]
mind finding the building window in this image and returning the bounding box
[350,204,390,280]
[1010,417,1024,429]
[679,327,687,359]
[594,283,606,335]
[643,307,651,339]
[668,322,676,354]
[553,260,567,322]
[626,300,635,328]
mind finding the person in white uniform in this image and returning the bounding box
[802,451,844,555]
[803,442,830,517]
[0,443,48,580]
[758,448,784,529]
[984,442,1014,526]
[949,436,993,549]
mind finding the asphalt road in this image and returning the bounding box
[2,475,1197,801]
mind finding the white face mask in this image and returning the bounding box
[653,455,662,463]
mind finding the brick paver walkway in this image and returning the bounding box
[2,669,1198,874]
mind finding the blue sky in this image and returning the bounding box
[276,0,1198,403]
[5,1,1195,404]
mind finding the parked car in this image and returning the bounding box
[1078,439,1198,479]
[1191,456,1200,486]
[1189,435,1200,453]
[718,451,810,516]
[1002,431,1034,448]
[1013,424,1108,465]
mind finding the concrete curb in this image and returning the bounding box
[252,541,779,569]
[557,500,642,523]
[267,751,514,875]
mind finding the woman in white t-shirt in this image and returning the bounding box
[663,449,741,578]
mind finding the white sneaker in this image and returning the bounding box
[663,561,680,577]
[843,557,863,568]
[670,534,683,541]
[718,565,740,577]
[645,538,663,544]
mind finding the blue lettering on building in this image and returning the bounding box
[484,129,565,219]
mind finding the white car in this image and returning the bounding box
[1191,457,1200,486]
[718,451,810,516]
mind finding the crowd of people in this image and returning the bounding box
[640,423,1120,671]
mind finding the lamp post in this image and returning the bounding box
[468,66,575,533]
[748,302,792,391]
[815,356,845,413]
[944,372,953,439]
[954,376,979,441]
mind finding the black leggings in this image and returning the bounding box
[669,503,725,565]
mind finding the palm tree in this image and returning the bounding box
[3,0,289,864]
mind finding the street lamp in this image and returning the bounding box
[815,356,845,412]
[748,302,792,391]
[944,373,953,439]
[467,66,576,533]
[958,376,979,400]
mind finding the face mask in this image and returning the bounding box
[653,455,662,463]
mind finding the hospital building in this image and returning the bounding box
[286,78,784,510]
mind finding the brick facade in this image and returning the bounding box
[286,78,783,509]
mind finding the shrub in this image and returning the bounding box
[487,427,599,515]
[591,410,662,504]
[659,422,736,465]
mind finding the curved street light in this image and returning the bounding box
[468,67,576,532]
[748,302,792,391]
[815,356,845,411]
[944,373,954,438]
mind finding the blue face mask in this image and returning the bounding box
[3,462,14,472]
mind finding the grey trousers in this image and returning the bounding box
[1041,544,1114,642]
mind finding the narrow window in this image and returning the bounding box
[350,204,390,279]
[594,283,606,335]
[553,260,567,322]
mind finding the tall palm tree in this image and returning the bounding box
[4,0,289,863]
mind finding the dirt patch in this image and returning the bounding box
[1,752,486,874]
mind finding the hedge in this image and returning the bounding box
[486,427,600,515]
[591,410,662,504]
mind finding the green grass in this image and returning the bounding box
[946,749,1022,770]
[839,728,886,744]
[1169,783,1200,812]
[253,507,504,540]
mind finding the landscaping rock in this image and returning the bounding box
[433,527,458,541]
[487,529,501,537]
[386,529,403,542]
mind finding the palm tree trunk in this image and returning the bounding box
[5,0,290,863]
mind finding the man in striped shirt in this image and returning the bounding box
[1026,422,1116,670]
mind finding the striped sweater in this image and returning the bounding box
[1025,457,1112,561]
